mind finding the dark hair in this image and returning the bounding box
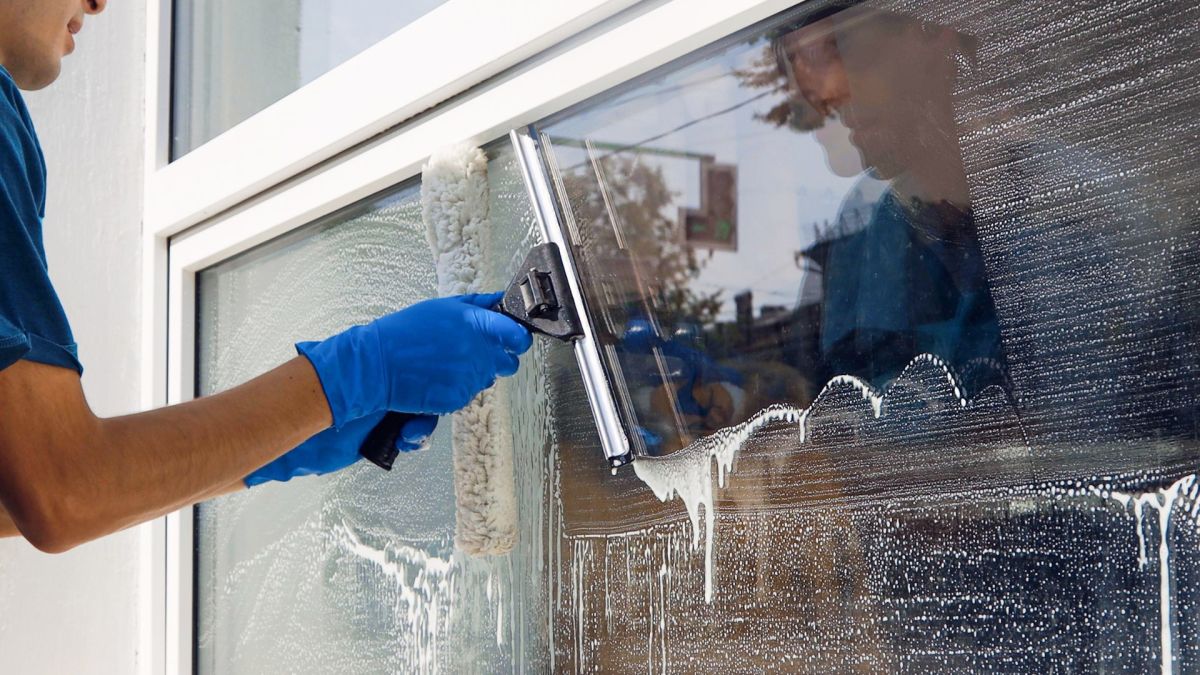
[769,2,978,82]
[756,1,979,132]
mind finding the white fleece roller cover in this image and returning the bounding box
[422,144,518,557]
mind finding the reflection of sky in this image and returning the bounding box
[545,44,868,322]
[298,0,450,85]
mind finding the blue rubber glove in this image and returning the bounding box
[298,292,533,428]
[245,412,439,486]
[621,317,742,386]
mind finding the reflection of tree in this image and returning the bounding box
[733,42,825,132]
[561,154,723,329]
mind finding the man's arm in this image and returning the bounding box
[0,478,246,540]
[0,292,532,553]
[0,499,16,538]
[0,357,329,553]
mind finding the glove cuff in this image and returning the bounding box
[296,339,356,428]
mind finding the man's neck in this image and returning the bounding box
[890,155,973,212]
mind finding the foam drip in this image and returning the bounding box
[330,521,457,673]
[632,354,993,602]
[1090,474,1198,675]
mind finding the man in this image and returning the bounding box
[0,0,532,552]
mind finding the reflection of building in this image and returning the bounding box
[732,291,799,356]
[706,289,822,405]
[699,214,872,405]
[682,161,739,251]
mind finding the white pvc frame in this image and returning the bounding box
[146,0,643,238]
[149,0,801,673]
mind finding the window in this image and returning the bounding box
[176,0,1200,671]
[171,0,450,158]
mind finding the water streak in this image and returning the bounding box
[330,521,457,673]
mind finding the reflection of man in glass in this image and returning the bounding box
[775,5,1005,395]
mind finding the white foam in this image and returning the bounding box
[632,355,984,603]
[1091,474,1197,675]
[331,521,456,672]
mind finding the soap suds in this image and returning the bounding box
[194,149,557,673]
[634,404,801,602]
[331,521,457,673]
[632,354,986,602]
[1090,474,1198,675]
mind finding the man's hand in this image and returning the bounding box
[244,412,437,486]
[298,292,533,426]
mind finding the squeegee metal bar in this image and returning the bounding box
[509,128,632,468]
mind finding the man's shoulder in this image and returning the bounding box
[0,68,24,116]
[0,68,46,217]
[0,68,38,148]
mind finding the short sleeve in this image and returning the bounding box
[0,314,31,372]
[0,68,81,374]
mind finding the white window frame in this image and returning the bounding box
[146,0,801,673]
[147,0,644,238]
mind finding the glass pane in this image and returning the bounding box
[534,0,1200,671]
[194,155,555,672]
[172,0,450,158]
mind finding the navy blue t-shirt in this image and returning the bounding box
[0,66,81,374]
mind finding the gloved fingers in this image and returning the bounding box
[475,308,534,355]
[397,439,427,453]
[622,317,661,351]
[456,291,505,309]
[635,425,664,453]
[495,351,520,378]
[399,414,439,444]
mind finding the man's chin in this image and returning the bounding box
[15,60,63,91]
[822,151,867,178]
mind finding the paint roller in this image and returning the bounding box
[356,145,583,557]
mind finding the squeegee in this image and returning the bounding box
[356,130,635,476]
[345,134,637,559]
[355,240,587,472]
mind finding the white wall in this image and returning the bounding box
[0,3,147,673]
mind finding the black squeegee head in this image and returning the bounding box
[496,243,584,343]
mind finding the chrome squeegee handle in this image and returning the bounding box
[358,411,418,471]
[509,128,632,468]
